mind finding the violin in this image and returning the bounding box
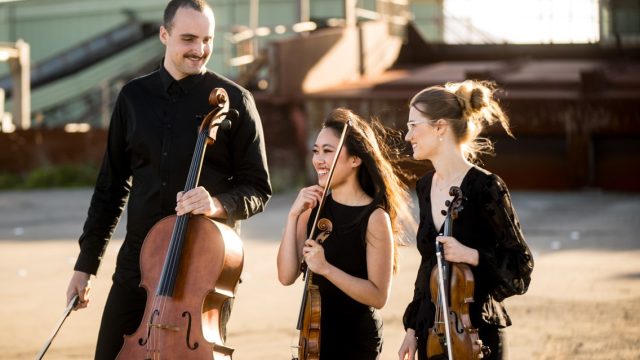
[116,88,243,359]
[426,186,488,359]
[295,218,332,360]
[294,120,350,360]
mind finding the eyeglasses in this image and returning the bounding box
[406,119,432,131]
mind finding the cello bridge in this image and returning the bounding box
[149,323,180,332]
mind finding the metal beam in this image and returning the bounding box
[0,39,30,130]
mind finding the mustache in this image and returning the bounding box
[184,52,207,60]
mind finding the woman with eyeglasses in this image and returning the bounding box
[398,80,534,360]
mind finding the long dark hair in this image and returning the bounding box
[322,108,415,271]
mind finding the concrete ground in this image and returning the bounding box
[1,188,639,359]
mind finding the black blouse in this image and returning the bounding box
[402,167,533,334]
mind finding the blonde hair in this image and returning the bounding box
[410,80,513,162]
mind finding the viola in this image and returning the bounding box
[116,88,243,360]
[426,186,488,359]
[294,120,350,360]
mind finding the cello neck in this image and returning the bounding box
[183,127,210,193]
[156,127,210,297]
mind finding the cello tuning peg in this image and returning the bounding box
[445,200,451,206]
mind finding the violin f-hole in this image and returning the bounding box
[450,310,465,334]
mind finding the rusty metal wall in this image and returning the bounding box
[0,129,106,174]
[2,93,639,192]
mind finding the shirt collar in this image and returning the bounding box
[159,62,205,95]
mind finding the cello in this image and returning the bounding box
[116,88,243,360]
[427,186,487,359]
[294,120,350,360]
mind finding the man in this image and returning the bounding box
[65,1,271,358]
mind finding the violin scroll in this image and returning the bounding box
[315,218,333,244]
[447,186,464,220]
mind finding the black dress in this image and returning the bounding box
[307,194,383,360]
[402,167,534,360]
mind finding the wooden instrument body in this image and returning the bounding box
[296,218,333,360]
[426,186,484,360]
[297,283,321,360]
[117,215,243,359]
[426,262,482,359]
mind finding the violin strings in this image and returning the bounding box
[147,129,208,356]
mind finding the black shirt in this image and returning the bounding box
[74,65,271,284]
[402,167,533,334]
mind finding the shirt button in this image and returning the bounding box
[162,152,168,156]
[161,181,167,187]
[166,124,172,129]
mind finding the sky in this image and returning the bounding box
[443,0,600,44]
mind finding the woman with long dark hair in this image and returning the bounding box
[278,108,414,359]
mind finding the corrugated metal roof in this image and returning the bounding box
[8,36,163,113]
[305,59,640,100]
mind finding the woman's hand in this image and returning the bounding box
[398,329,418,360]
[437,235,479,266]
[302,239,330,276]
[289,185,324,218]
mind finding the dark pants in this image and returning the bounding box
[417,325,506,360]
[94,280,146,360]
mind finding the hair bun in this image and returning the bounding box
[469,87,488,111]
[450,80,489,119]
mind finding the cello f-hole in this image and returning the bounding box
[182,311,199,350]
[139,309,160,346]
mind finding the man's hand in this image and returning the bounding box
[66,271,91,310]
[176,186,227,219]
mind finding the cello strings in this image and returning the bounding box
[147,129,207,355]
